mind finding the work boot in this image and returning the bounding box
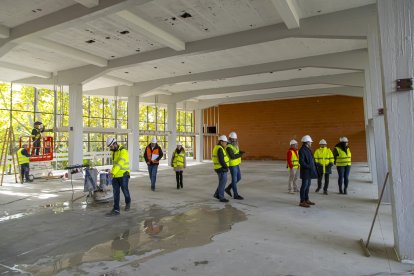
[234,195,244,200]
[106,209,120,216]
[125,204,130,211]
[225,186,232,197]
[213,193,219,199]
[315,188,320,193]
[339,188,343,194]
[323,191,328,195]
[180,183,183,189]
[344,189,347,195]
[299,202,310,208]
[305,200,315,205]
[219,198,229,203]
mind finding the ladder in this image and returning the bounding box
[0,127,19,186]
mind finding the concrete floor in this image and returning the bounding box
[0,160,413,276]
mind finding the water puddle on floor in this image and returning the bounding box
[17,204,246,275]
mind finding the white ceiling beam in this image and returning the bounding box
[74,0,100,8]
[172,72,364,102]
[101,75,133,86]
[0,61,51,78]
[116,10,185,51]
[196,87,363,109]
[25,38,108,67]
[0,24,10,38]
[0,0,152,57]
[270,0,300,29]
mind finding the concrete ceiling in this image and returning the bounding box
[0,0,376,108]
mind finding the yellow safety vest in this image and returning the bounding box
[112,145,130,178]
[314,147,334,173]
[17,148,30,165]
[289,149,299,170]
[226,144,241,167]
[212,145,229,170]
[172,151,185,167]
[335,147,352,167]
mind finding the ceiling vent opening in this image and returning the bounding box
[180,12,192,18]
[119,30,130,35]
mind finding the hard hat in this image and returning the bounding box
[289,139,298,145]
[151,137,157,143]
[106,137,116,147]
[319,139,327,145]
[229,132,238,139]
[177,142,182,146]
[218,135,228,142]
[339,137,349,142]
[22,143,28,147]
[301,135,313,143]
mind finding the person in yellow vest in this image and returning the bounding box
[224,132,245,200]
[314,139,334,195]
[287,139,300,194]
[333,137,352,195]
[17,143,32,183]
[212,135,230,202]
[171,142,186,189]
[106,137,131,216]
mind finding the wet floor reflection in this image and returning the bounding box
[18,204,246,275]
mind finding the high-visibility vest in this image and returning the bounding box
[146,146,161,164]
[17,148,30,165]
[226,144,241,167]
[212,145,229,170]
[335,147,352,166]
[172,151,185,168]
[314,147,334,173]
[112,145,130,178]
[288,150,299,170]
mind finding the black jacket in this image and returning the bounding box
[299,145,318,179]
[215,146,228,173]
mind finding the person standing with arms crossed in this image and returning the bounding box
[287,139,300,194]
[105,137,131,216]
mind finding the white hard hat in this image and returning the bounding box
[289,139,298,145]
[106,137,116,147]
[177,142,182,146]
[218,135,228,142]
[319,139,327,145]
[151,137,157,143]
[229,132,238,139]
[301,135,313,143]
[339,137,349,142]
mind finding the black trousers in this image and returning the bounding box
[317,173,330,191]
[32,139,41,155]
[20,163,30,182]
[175,171,183,188]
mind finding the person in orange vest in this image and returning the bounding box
[333,137,352,194]
[144,137,163,191]
[287,139,300,194]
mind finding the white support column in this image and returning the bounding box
[367,22,389,202]
[195,108,203,162]
[128,92,140,171]
[68,84,83,165]
[167,103,177,162]
[378,0,414,263]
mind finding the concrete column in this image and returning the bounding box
[68,84,83,165]
[378,0,414,263]
[128,92,140,171]
[167,102,177,161]
[195,108,203,162]
[367,21,389,202]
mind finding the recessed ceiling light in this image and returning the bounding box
[119,30,130,35]
[180,12,192,18]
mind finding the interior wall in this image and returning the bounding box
[209,95,367,162]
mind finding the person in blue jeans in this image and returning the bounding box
[105,137,131,216]
[225,132,245,200]
[212,135,230,202]
[333,137,352,194]
[298,135,318,208]
[144,137,163,191]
